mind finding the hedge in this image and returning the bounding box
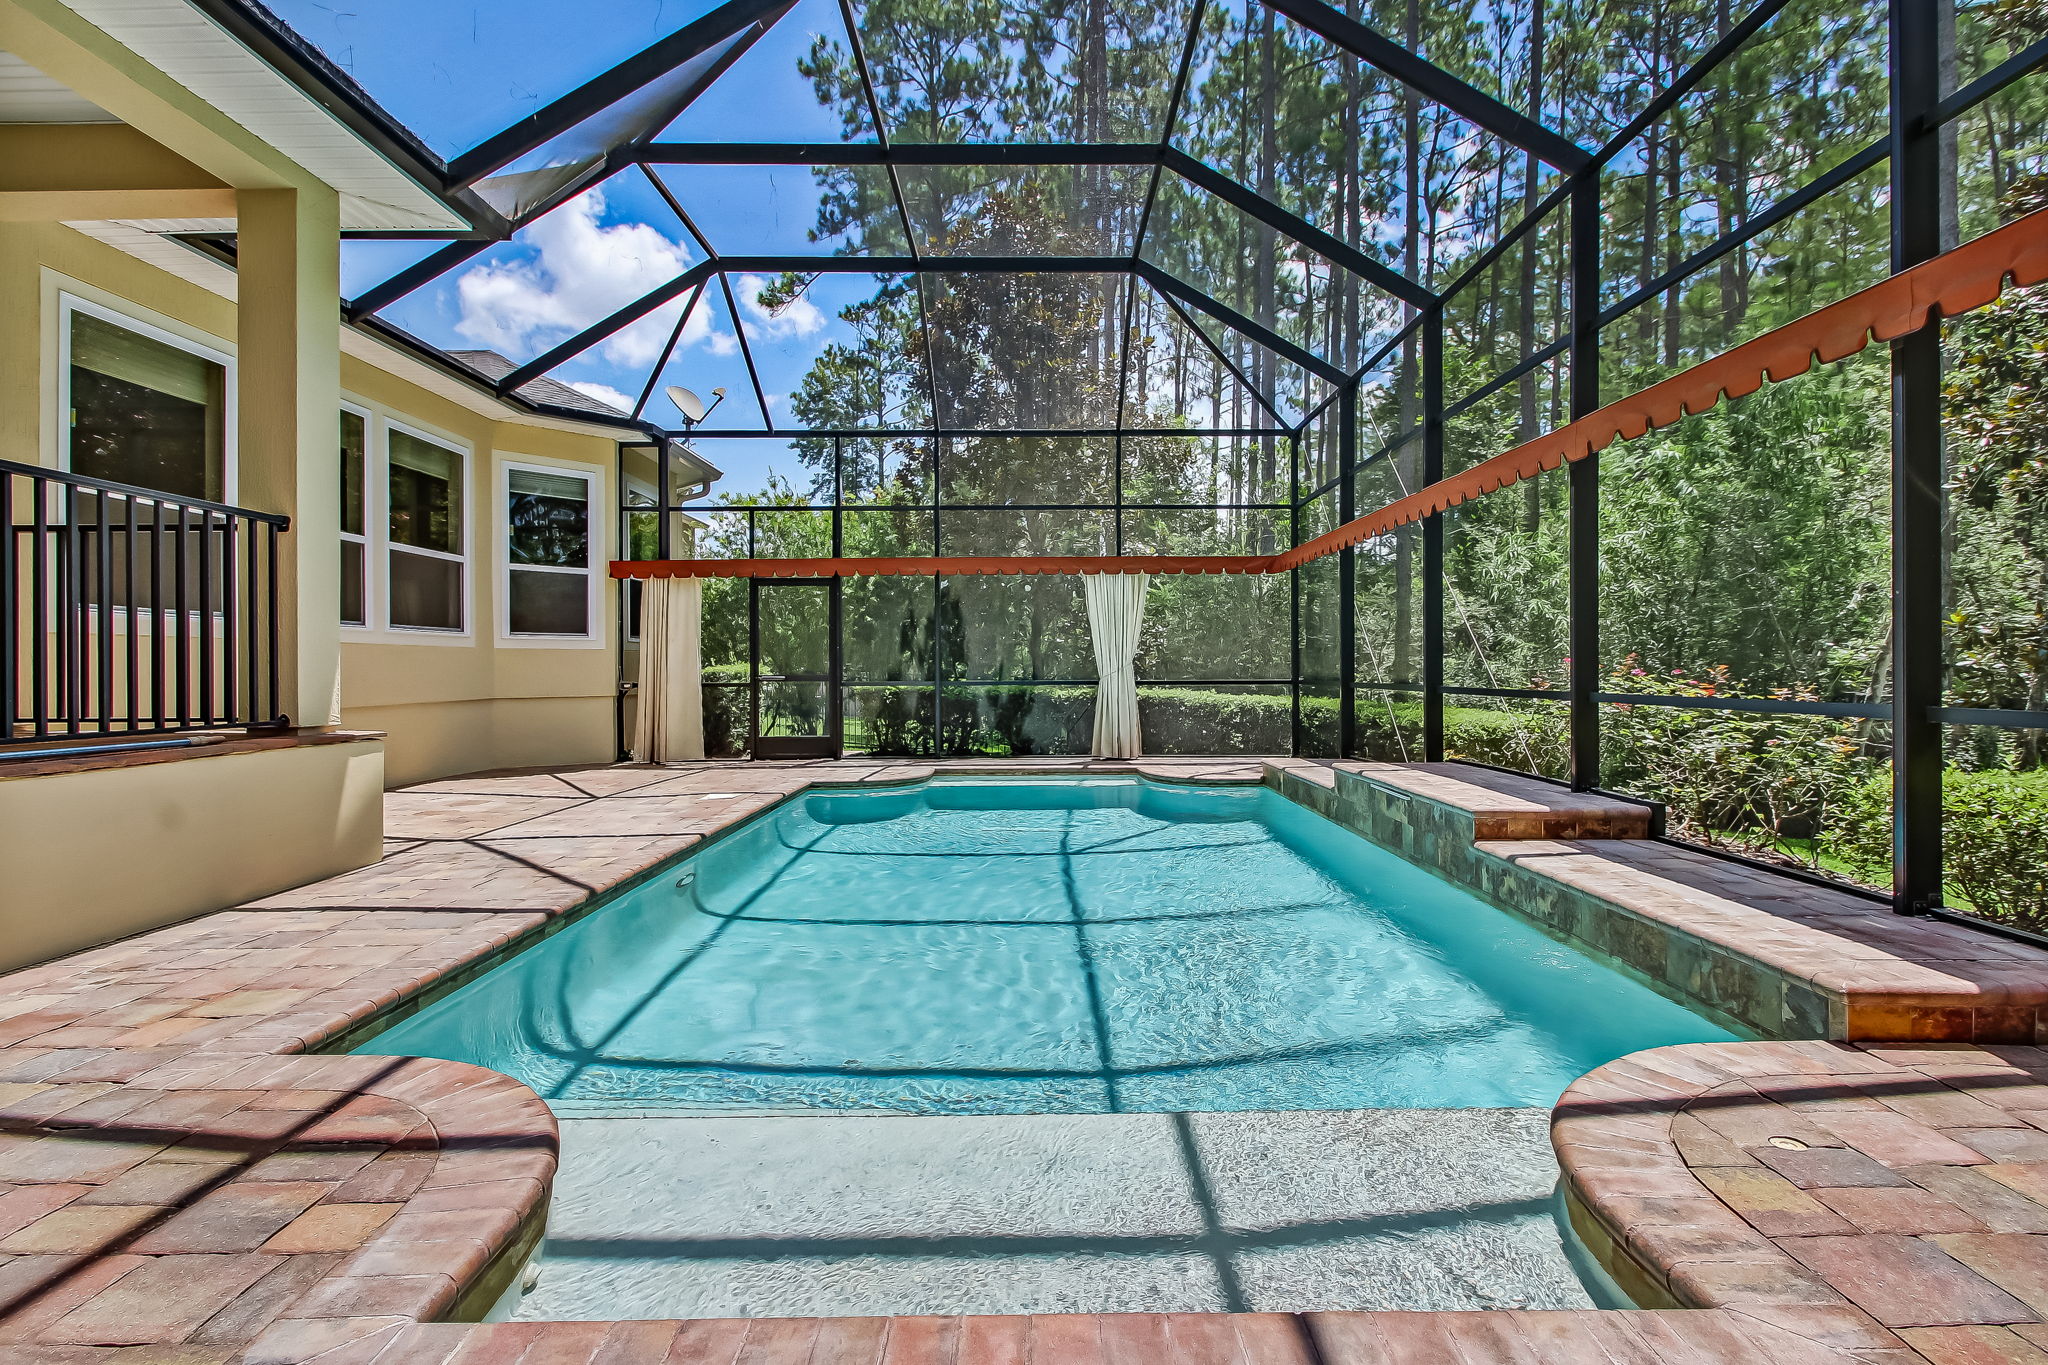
[693,673,1554,767]
[1828,768,2048,933]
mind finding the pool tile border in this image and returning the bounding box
[0,756,2045,1361]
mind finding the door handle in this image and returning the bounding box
[760,674,784,681]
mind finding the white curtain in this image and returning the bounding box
[634,577,706,764]
[1084,572,1150,759]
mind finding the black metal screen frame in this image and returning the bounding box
[269,0,2048,928]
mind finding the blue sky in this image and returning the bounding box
[281,0,871,494]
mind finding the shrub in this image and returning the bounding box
[1141,687,1316,754]
[1598,660,1884,872]
[841,684,1326,757]
[1355,699,1569,773]
[702,665,750,758]
[1829,768,2048,932]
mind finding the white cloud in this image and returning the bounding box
[566,381,636,413]
[454,188,730,368]
[733,273,826,341]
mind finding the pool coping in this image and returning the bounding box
[1555,1038,2048,1362]
[0,754,2043,1361]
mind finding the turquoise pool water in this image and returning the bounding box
[358,777,1736,1114]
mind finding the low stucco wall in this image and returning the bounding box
[0,736,384,972]
[343,696,612,788]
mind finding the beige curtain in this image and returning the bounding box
[1084,572,1149,759]
[634,577,705,763]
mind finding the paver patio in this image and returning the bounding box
[2,756,2046,1362]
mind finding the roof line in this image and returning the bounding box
[634,142,1160,164]
[1149,283,1288,428]
[495,262,721,396]
[352,316,662,433]
[445,0,796,188]
[1163,150,1434,309]
[193,0,497,232]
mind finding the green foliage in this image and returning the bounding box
[838,685,1324,757]
[1600,357,1892,699]
[1355,700,1567,773]
[1599,661,1882,862]
[1830,769,2048,933]
[1944,204,2048,741]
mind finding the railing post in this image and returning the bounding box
[173,504,190,728]
[94,492,113,732]
[1,476,15,741]
[0,474,14,740]
[1568,174,1602,790]
[123,496,138,732]
[63,484,82,735]
[31,480,50,741]
[1891,0,1946,914]
[267,523,283,724]
[150,498,167,729]
[222,515,241,725]
[198,509,215,725]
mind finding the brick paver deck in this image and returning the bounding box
[0,756,2044,1361]
[1558,1039,2048,1364]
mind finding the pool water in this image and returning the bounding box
[359,777,1735,1114]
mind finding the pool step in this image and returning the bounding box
[1263,760,1654,842]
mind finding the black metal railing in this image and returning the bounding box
[3,458,289,745]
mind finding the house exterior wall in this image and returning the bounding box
[1,217,626,787]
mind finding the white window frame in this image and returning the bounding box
[498,457,603,648]
[621,476,658,645]
[339,401,373,633]
[383,417,472,641]
[52,293,239,635]
[57,291,238,504]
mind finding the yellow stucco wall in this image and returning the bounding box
[1,218,625,786]
[0,739,385,973]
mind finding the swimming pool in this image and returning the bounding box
[357,776,1736,1114]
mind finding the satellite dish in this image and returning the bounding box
[666,386,708,423]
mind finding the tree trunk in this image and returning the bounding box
[1520,0,1546,534]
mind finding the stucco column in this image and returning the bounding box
[236,185,341,728]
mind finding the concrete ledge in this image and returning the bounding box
[1335,761,1652,839]
[1482,839,2048,1043]
[0,727,382,782]
[0,732,385,973]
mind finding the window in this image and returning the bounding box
[504,463,594,638]
[65,300,230,501]
[387,425,466,632]
[340,408,368,627]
